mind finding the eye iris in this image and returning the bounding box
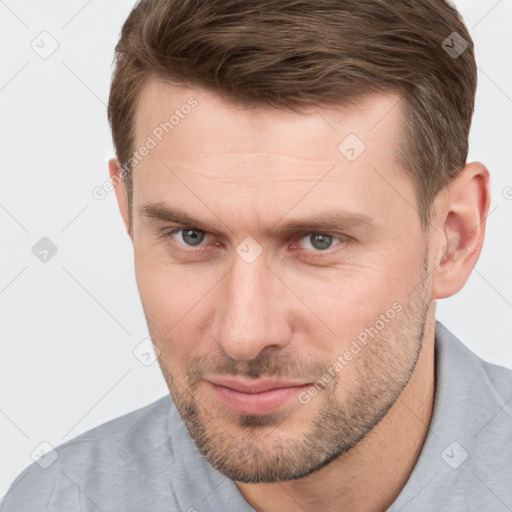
[310,234,333,250]
[182,229,205,246]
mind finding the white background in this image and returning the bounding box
[1,0,511,498]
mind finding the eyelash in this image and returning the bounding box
[161,227,350,261]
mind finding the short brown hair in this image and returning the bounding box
[107,0,476,230]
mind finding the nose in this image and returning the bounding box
[211,251,293,360]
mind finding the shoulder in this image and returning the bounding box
[436,320,512,405]
[390,322,512,511]
[471,347,512,398]
[1,395,174,512]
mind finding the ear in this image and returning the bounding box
[431,162,491,299]
[108,158,132,238]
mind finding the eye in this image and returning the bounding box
[169,228,208,247]
[296,233,347,252]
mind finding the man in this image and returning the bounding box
[2,0,511,510]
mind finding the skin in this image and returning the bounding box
[109,79,490,512]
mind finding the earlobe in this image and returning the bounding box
[431,162,491,300]
[108,158,132,238]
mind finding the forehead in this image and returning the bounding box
[133,78,405,165]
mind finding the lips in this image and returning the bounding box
[205,376,312,415]
[207,376,310,393]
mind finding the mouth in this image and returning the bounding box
[205,376,312,415]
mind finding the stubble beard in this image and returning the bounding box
[155,256,432,483]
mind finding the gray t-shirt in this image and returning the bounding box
[2,321,511,511]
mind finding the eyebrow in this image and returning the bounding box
[139,201,377,237]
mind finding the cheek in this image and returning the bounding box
[303,250,422,348]
[133,251,220,361]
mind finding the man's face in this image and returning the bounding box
[129,80,433,483]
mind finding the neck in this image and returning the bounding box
[235,315,437,512]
